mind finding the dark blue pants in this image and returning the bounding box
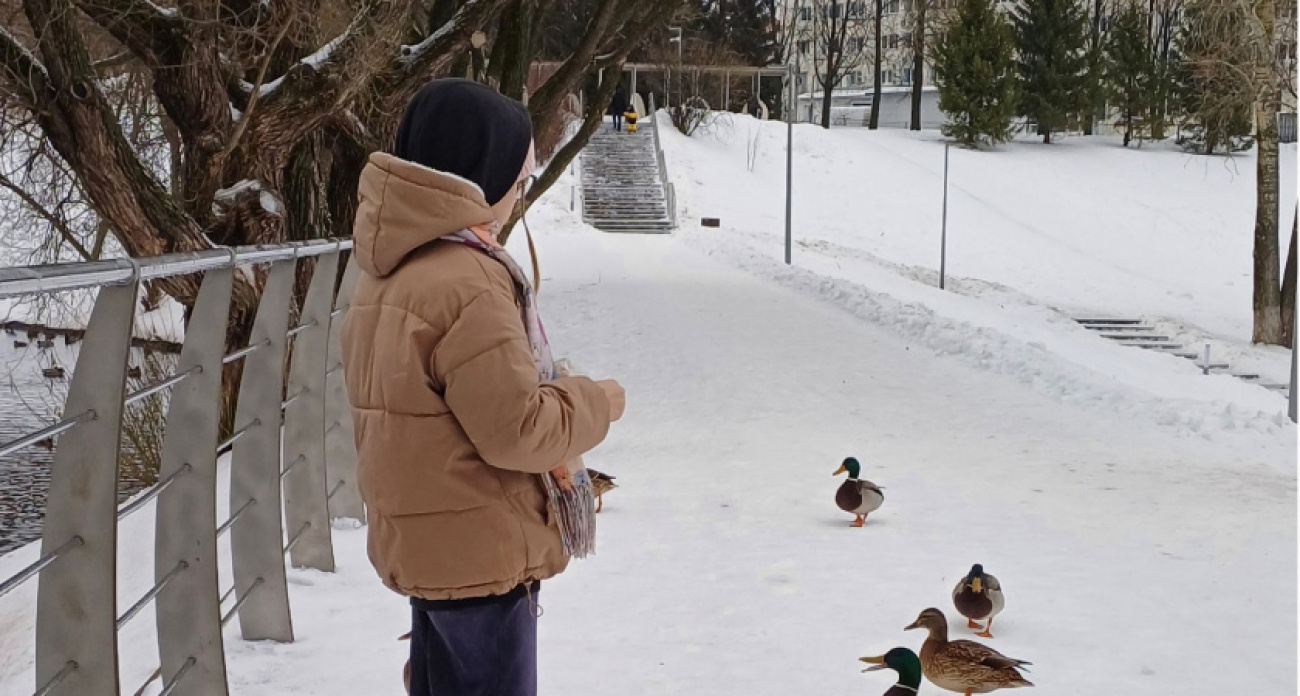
[611,114,623,131]
[409,584,539,696]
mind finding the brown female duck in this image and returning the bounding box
[904,607,1032,695]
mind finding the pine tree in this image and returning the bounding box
[934,0,1019,146]
[1105,2,1156,147]
[1012,0,1091,143]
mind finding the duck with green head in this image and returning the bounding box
[860,647,924,695]
[833,457,884,527]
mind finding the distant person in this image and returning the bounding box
[342,78,626,696]
[609,87,629,131]
[747,93,762,119]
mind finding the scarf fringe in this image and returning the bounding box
[544,468,597,558]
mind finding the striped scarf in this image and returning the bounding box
[441,230,597,558]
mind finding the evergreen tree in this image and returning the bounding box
[1012,0,1091,143]
[1105,2,1156,147]
[934,0,1019,146]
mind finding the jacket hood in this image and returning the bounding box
[352,152,495,278]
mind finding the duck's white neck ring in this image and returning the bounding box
[892,685,918,694]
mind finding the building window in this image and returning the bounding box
[902,67,912,85]
[798,6,812,20]
[883,69,895,84]
[798,40,811,55]
[885,0,900,14]
[927,65,937,82]
[887,33,899,49]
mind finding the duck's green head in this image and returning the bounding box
[832,457,861,479]
[964,563,986,594]
[859,647,922,688]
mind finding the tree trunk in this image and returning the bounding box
[910,0,926,130]
[1252,0,1284,345]
[1124,112,1132,147]
[1283,205,1297,347]
[1038,121,1050,144]
[1084,0,1102,136]
[487,0,538,100]
[870,0,883,129]
[821,78,835,128]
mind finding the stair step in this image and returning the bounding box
[1077,318,1143,325]
[1100,333,1170,341]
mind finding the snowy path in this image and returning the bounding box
[213,228,1294,696]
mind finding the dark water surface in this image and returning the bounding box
[0,335,156,554]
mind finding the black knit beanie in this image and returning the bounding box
[393,79,534,206]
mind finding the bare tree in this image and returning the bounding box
[0,0,680,428]
[1186,0,1288,344]
[811,0,871,127]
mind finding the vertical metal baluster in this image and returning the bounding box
[282,250,339,571]
[154,260,235,695]
[35,277,138,696]
[229,259,296,642]
[324,257,363,523]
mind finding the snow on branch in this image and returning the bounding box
[0,26,51,108]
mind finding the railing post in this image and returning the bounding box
[229,258,296,642]
[283,250,340,572]
[153,261,235,696]
[35,279,138,696]
[325,256,364,522]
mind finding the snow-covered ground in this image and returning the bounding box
[0,128,1296,696]
[660,115,1299,441]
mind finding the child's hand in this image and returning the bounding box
[550,464,575,491]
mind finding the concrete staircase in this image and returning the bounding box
[580,120,674,234]
[1075,318,1292,398]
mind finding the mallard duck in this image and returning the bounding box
[833,457,883,527]
[860,647,924,695]
[587,468,617,513]
[953,564,1004,638]
[905,608,1032,695]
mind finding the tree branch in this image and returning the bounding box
[0,25,50,110]
[72,0,185,68]
[0,171,96,261]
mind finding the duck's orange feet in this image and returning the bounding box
[596,495,603,513]
[976,629,994,638]
[851,515,865,527]
[967,619,981,629]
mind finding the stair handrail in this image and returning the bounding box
[648,93,677,229]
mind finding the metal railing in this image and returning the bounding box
[648,92,679,229]
[0,239,364,696]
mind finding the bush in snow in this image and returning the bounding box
[934,0,1019,147]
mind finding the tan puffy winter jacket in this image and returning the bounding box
[340,152,612,600]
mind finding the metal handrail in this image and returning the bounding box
[0,239,352,298]
[0,536,82,601]
[648,93,677,229]
[0,236,361,695]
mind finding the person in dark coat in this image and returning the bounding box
[747,93,763,119]
[609,87,629,131]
